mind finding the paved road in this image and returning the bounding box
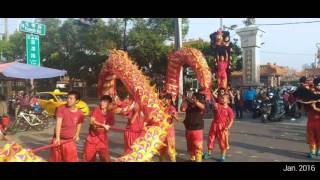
[1,110,319,162]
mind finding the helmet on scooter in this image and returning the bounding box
[288,87,295,93]
[268,92,274,97]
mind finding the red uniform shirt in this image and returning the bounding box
[56,105,84,139]
[91,107,108,125]
[165,105,177,124]
[217,61,228,78]
[213,103,234,124]
[89,107,112,134]
[125,109,143,130]
[307,109,320,122]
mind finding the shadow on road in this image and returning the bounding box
[231,141,309,161]
[232,131,305,143]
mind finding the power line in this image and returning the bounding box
[189,20,320,26]
[0,22,21,25]
[256,20,320,26]
[261,50,315,56]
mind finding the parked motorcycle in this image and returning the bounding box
[252,100,263,119]
[260,101,286,123]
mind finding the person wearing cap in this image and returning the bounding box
[266,92,278,120]
[282,90,290,115]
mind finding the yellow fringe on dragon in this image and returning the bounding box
[97,50,171,162]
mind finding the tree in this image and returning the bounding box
[146,18,189,41]
[4,31,26,62]
[183,38,214,67]
[3,18,192,92]
[0,39,12,61]
[127,18,189,75]
[35,18,64,69]
[231,40,243,71]
[105,18,125,49]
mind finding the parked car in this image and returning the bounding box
[36,90,90,116]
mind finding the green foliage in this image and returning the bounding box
[2,18,191,88]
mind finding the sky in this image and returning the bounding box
[1,18,320,71]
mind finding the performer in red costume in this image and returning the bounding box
[307,103,320,159]
[120,97,144,154]
[293,77,320,159]
[159,94,179,162]
[306,78,320,158]
[216,56,229,89]
[83,95,114,162]
[102,75,118,126]
[203,94,234,162]
[210,30,232,89]
[49,91,84,162]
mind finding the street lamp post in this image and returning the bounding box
[175,18,183,110]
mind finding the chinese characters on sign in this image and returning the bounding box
[26,34,40,66]
[244,49,253,83]
[20,21,45,66]
[19,21,46,36]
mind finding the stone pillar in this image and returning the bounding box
[236,25,264,87]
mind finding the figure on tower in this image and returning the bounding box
[210,29,233,89]
[215,48,231,89]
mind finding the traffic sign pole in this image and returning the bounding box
[19,21,46,94]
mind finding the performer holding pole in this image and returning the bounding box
[159,93,179,162]
[83,95,114,162]
[49,91,84,162]
[121,97,144,154]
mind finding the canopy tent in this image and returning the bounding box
[0,62,66,79]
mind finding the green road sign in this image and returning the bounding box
[26,34,40,66]
[19,21,46,36]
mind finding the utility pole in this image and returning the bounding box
[0,19,2,61]
[315,53,318,69]
[220,18,223,30]
[316,43,320,69]
[4,18,8,41]
[3,18,10,96]
[175,18,183,110]
[123,18,129,51]
[0,18,9,61]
